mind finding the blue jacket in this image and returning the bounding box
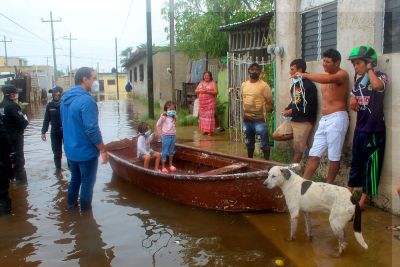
[60,86,102,161]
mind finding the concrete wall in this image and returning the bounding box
[275,0,400,214]
[126,51,190,104]
[127,57,148,99]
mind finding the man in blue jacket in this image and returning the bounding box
[61,67,108,211]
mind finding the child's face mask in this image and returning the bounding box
[167,110,176,117]
[144,129,152,137]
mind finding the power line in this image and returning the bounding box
[0,12,50,44]
[121,0,134,37]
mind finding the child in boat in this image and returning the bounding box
[137,122,161,171]
[156,100,177,174]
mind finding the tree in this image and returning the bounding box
[120,46,133,67]
[161,0,273,58]
[111,67,117,73]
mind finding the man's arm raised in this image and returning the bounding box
[294,70,348,85]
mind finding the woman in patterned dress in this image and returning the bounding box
[195,71,218,135]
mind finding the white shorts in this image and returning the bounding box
[309,111,349,161]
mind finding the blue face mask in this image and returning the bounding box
[144,129,152,137]
[360,74,370,87]
[167,110,176,117]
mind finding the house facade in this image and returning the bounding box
[124,48,190,103]
[274,0,399,213]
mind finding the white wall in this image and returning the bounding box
[276,0,400,214]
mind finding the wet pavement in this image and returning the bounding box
[0,99,398,266]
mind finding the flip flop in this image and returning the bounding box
[386,225,400,231]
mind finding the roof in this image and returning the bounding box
[123,49,147,68]
[123,46,178,68]
[219,12,274,31]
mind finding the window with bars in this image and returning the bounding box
[139,64,144,82]
[134,67,137,82]
[107,79,116,85]
[384,0,400,53]
[129,69,133,82]
[302,2,337,61]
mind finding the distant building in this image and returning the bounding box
[97,72,127,101]
[0,65,54,102]
[123,47,190,102]
[0,56,28,67]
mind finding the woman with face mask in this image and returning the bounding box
[195,71,218,136]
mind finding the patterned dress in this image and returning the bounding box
[197,81,217,134]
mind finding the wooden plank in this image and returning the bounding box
[199,162,248,176]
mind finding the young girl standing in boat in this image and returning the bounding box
[137,122,161,171]
[157,101,177,174]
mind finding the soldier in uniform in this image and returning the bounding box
[41,86,63,171]
[0,99,13,214]
[0,85,29,183]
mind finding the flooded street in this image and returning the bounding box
[0,99,398,267]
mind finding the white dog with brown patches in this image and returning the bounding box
[264,165,368,255]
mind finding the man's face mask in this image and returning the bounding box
[91,80,99,92]
[249,68,261,79]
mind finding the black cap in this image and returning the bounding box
[1,84,17,95]
[48,86,63,94]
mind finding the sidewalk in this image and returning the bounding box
[244,208,400,267]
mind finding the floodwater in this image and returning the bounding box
[0,99,398,267]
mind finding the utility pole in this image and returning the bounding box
[169,0,176,102]
[63,33,77,87]
[115,37,119,100]
[146,0,154,119]
[42,11,62,82]
[0,36,12,66]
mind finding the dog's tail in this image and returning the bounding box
[351,196,368,250]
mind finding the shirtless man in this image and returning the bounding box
[293,49,349,183]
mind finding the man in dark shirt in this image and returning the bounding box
[347,46,388,209]
[273,59,318,163]
[42,86,63,171]
[0,84,29,183]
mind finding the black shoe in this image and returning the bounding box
[262,147,271,160]
[0,198,11,215]
[247,147,255,158]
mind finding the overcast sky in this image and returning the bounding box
[0,0,169,73]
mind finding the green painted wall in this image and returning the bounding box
[217,69,229,128]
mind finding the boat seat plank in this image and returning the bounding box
[199,162,248,176]
[174,151,231,168]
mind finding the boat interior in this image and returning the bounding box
[106,138,275,176]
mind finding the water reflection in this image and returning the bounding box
[0,184,39,266]
[106,174,292,267]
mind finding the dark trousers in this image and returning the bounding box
[51,131,63,169]
[0,138,13,213]
[11,134,27,182]
[348,130,385,195]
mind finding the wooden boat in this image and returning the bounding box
[106,138,287,212]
